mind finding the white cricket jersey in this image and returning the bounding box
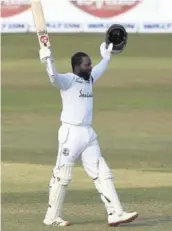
[46,58,109,126]
[60,75,93,125]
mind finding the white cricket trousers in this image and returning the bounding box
[48,123,123,218]
[55,123,102,179]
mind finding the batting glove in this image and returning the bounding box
[100,42,113,60]
[39,47,52,64]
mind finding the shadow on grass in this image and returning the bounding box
[2,186,172,205]
[2,147,172,171]
[73,212,172,227]
[74,216,172,227]
[1,187,172,229]
[120,216,172,227]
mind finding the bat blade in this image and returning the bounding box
[31,0,51,48]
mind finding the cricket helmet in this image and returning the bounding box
[105,24,128,53]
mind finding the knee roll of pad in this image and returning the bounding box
[98,157,113,180]
[46,163,74,221]
[53,163,74,186]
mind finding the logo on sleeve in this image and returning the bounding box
[63,148,70,156]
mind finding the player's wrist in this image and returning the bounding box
[103,55,111,61]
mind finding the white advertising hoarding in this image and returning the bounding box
[1,0,172,33]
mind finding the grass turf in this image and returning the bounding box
[1,33,172,231]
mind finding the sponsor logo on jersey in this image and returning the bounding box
[79,90,93,98]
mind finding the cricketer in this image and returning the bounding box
[39,42,138,227]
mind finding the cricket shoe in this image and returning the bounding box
[43,217,71,226]
[108,211,138,227]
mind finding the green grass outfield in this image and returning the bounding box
[1,33,172,231]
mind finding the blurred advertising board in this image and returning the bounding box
[1,0,172,33]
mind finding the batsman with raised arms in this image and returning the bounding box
[39,25,138,227]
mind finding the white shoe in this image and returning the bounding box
[43,217,71,226]
[108,211,138,227]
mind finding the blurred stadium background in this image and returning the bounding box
[1,1,172,231]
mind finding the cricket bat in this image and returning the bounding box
[31,0,51,48]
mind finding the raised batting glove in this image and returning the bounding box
[100,42,113,60]
[39,47,52,64]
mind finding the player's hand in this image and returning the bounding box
[100,42,113,60]
[39,47,52,63]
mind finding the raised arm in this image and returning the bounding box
[91,43,113,83]
[39,47,74,90]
